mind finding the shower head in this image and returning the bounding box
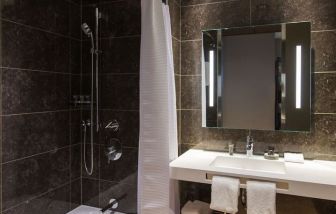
[81,23,92,37]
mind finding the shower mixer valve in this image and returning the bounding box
[106,138,122,163]
[81,119,91,127]
[105,120,120,132]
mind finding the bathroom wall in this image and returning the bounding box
[0,0,82,213]
[178,0,336,213]
[180,0,336,160]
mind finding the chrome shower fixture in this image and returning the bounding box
[105,120,120,132]
[81,8,101,176]
[81,23,92,37]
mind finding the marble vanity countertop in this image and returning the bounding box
[170,149,336,201]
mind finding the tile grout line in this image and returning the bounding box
[178,109,201,111]
[181,39,202,42]
[2,109,70,117]
[312,29,336,33]
[99,34,141,40]
[97,73,139,76]
[1,66,73,75]
[82,143,138,150]
[99,109,139,112]
[82,34,140,42]
[1,144,79,165]
[69,20,72,210]
[82,176,136,187]
[181,0,239,7]
[314,71,336,74]
[80,0,83,205]
[179,74,202,76]
[2,178,80,213]
[69,11,74,206]
[172,36,181,42]
[1,18,81,41]
[66,0,81,6]
[85,0,124,6]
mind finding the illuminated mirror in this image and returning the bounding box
[202,22,311,132]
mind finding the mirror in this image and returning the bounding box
[202,22,311,131]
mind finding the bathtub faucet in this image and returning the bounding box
[101,198,118,213]
[101,194,127,213]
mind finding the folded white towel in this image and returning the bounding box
[284,153,304,163]
[210,176,240,213]
[247,181,276,214]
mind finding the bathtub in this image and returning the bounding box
[68,205,125,214]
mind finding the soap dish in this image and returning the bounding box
[264,153,280,160]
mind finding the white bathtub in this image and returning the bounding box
[68,205,125,214]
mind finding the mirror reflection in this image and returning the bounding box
[202,22,311,131]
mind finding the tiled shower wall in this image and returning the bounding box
[80,0,181,212]
[80,0,140,213]
[0,0,82,213]
[178,0,336,213]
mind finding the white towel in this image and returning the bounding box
[247,181,276,214]
[284,153,304,163]
[210,176,240,213]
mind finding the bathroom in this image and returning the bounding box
[0,0,335,213]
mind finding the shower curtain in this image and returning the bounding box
[138,0,179,213]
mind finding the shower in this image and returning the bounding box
[81,23,92,36]
[81,8,101,176]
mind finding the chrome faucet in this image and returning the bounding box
[246,134,254,157]
[101,198,118,213]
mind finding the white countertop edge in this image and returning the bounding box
[170,149,336,201]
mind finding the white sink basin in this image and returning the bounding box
[210,156,286,174]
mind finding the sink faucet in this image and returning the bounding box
[246,134,254,157]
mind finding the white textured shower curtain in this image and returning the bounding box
[138,0,179,214]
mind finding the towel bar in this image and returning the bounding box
[206,173,289,190]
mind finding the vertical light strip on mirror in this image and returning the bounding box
[209,50,214,107]
[296,45,302,109]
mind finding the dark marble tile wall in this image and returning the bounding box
[0,0,82,213]
[180,0,336,158]
[179,0,336,212]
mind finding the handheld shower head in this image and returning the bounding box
[81,23,92,37]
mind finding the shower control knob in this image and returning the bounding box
[105,120,119,132]
[106,138,122,163]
